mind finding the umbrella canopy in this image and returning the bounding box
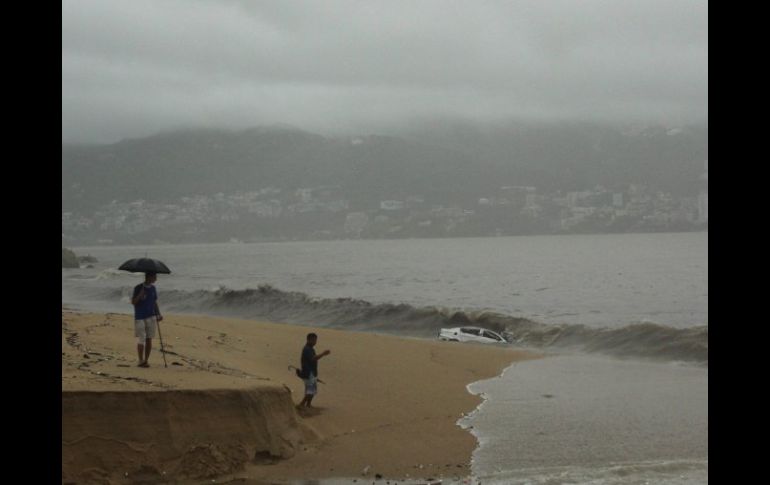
[118,258,172,274]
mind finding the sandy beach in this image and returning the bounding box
[62,309,540,483]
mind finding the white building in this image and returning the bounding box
[296,188,313,203]
[344,212,369,236]
[380,200,405,210]
[566,191,592,208]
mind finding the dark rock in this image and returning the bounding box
[62,248,79,268]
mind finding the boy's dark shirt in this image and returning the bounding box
[301,344,317,378]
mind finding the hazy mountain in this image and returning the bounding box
[390,119,708,193]
[62,121,707,214]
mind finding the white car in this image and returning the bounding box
[438,326,508,344]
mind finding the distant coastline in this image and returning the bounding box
[63,123,707,246]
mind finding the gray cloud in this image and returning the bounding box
[62,0,708,143]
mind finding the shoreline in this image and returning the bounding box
[62,310,542,483]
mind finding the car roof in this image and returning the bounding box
[452,326,500,333]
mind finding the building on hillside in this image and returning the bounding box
[344,212,369,237]
[380,200,405,210]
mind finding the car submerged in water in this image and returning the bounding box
[438,326,508,344]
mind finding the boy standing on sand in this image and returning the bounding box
[297,333,331,409]
[131,272,163,367]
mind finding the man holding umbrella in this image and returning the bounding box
[131,272,163,367]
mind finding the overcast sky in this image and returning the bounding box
[62,0,707,144]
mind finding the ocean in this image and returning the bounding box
[63,232,708,484]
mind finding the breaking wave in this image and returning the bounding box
[122,285,707,365]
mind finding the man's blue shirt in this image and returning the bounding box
[133,284,158,320]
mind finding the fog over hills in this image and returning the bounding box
[62,120,707,215]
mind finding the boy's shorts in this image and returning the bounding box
[303,373,317,396]
[134,316,157,342]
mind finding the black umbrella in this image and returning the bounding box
[118,258,172,274]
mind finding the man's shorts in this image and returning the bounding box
[134,316,157,342]
[303,373,317,396]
